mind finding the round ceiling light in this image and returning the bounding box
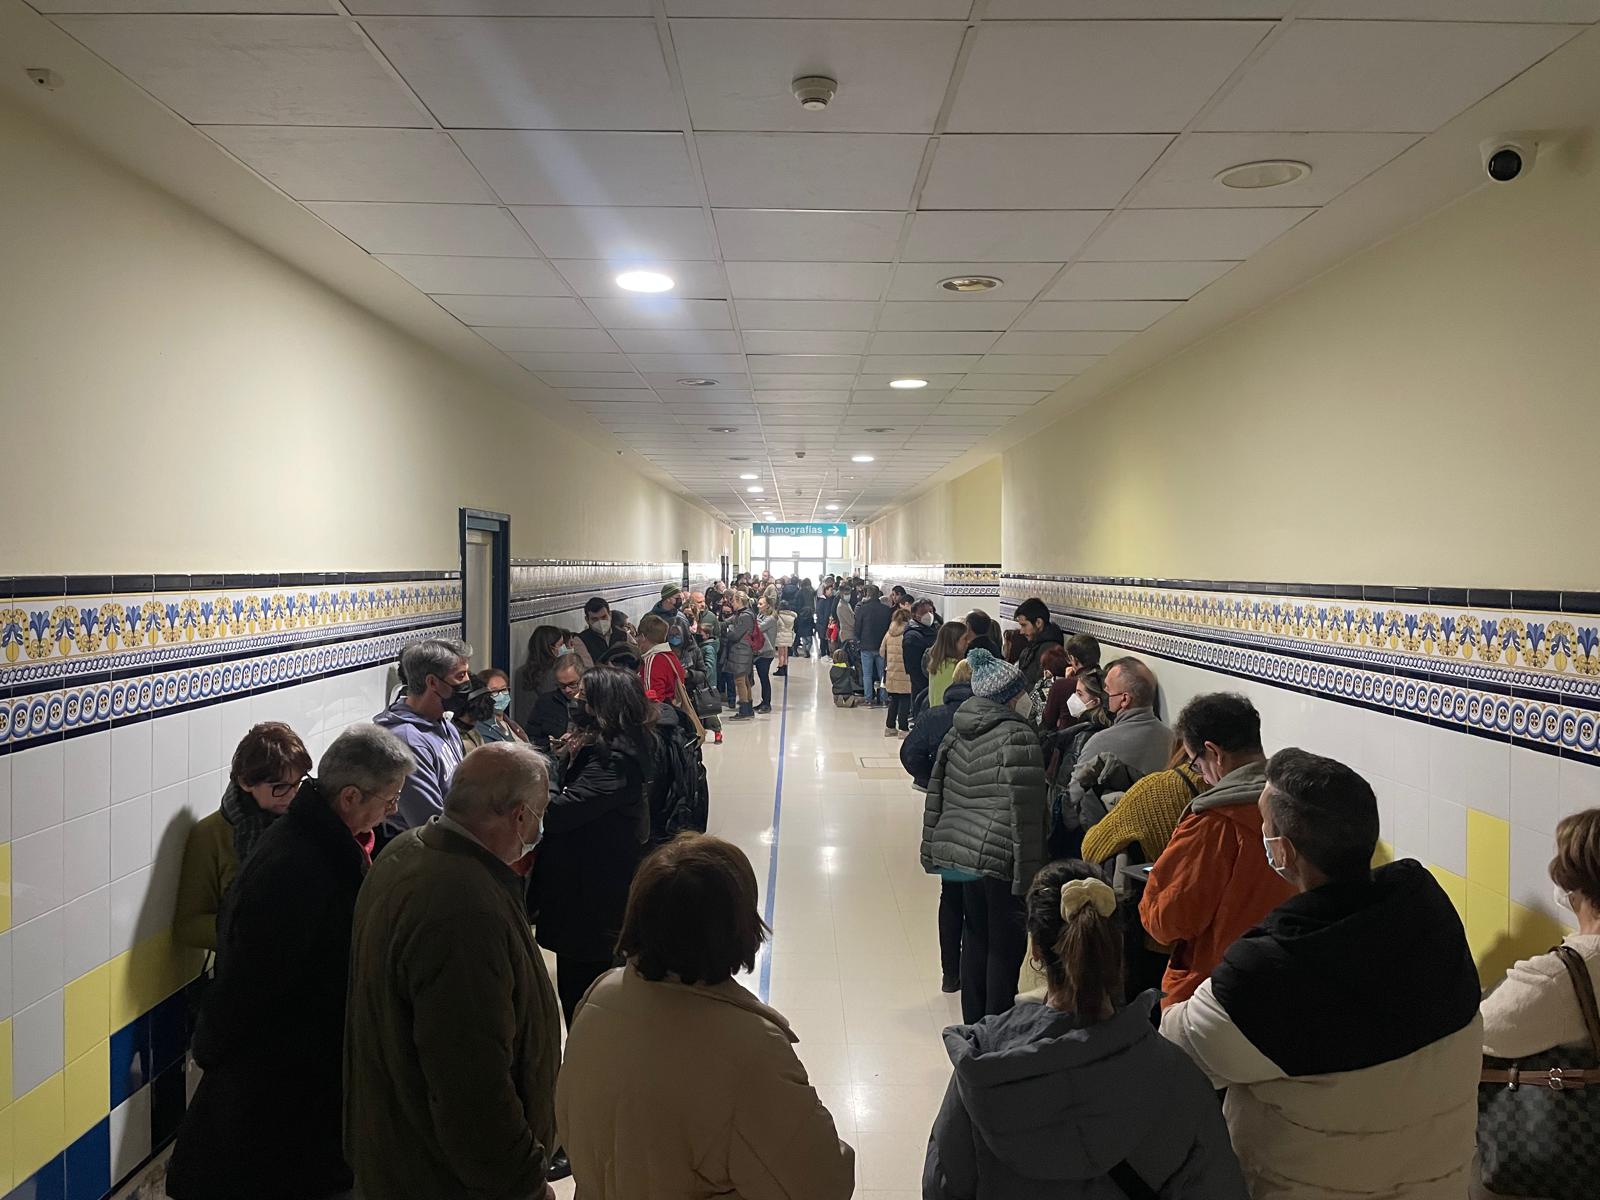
[938,275,1003,293]
[824,504,840,511]
[889,378,928,389]
[864,427,893,434]
[675,377,718,387]
[851,454,875,463]
[1216,159,1310,190]
[746,485,765,493]
[708,426,738,434]
[615,269,675,293]
[738,472,759,480]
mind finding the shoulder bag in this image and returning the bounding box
[1477,944,1600,1199]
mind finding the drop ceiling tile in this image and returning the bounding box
[1045,260,1238,301]
[639,374,747,390]
[861,355,982,373]
[511,206,714,260]
[627,354,748,373]
[938,390,1050,405]
[712,209,904,262]
[986,1,1292,16]
[611,328,741,354]
[1299,0,1600,17]
[587,297,733,329]
[844,394,946,410]
[363,17,675,129]
[937,402,1037,416]
[956,374,1070,390]
[922,135,1170,209]
[654,386,753,401]
[554,388,659,404]
[886,261,1062,302]
[855,375,965,391]
[672,18,963,133]
[950,20,1269,133]
[305,202,533,255]
[922,412,1013,426]
[1014,300,1180,330]
[1200,20,1578,133]
[202,127,491,202]
[696,134,928,209]
[902,210,1108,261]
[56,15,426,126]
[868,331,1000,355]
[739,330,871,355]
[1087,207,1311,260]
[553,260,728,299]
[36,0,334,9]
[991,329,1136,355]
[747,355,863,375]
[735,300,879,331]
[476,326,616,352]
[973,355,1099,374]
[512,351,632,372]
[753,391,853,405]
[433,294,596,326]
[877,302,1027,331]
[753,374,859,390]
[724,262,892,302]
[536,371,647,388]
[1131,132,1420,208]
[455,131,698,205]
[375,255,567,297]
[668,0,971,15]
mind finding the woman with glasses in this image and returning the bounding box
[174,721,312,952]
[457,668,530,750]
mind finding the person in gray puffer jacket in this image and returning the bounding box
[921,649,1048,1023]
[925,862,1247,1200]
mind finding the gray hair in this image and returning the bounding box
[1105,656,1158,708]
[400,638,473,697]
[445,742,550,820]
[318,723,414,796]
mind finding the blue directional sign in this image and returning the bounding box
[753,522,848,537]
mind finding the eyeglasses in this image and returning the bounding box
[265,776,308,799]
[559,679,582,694]
[1106,691,1130,703]
[367,786,404,812]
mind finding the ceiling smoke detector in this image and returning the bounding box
[864,427,893,433]
[1216,159,1309,190]
[792,75,838,111]
[938,275,1003,293]
[675,377,718,387]
[709,426,739,434]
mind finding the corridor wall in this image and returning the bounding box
[1003,114,1600,984]
[0,97,725,1198]
[866,459,1003,614]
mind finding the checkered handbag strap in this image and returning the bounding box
[1553,945,1600,1061]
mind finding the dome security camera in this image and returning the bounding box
[1481,136,1537,183]
[792,76,837,112]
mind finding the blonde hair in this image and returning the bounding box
[951,660,973,684]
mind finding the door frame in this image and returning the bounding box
[459,508,511,673]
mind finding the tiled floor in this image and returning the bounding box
[555,657,950,1198]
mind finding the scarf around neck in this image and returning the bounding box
[220,779,280,866]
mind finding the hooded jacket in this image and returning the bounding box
[926,992,1248,1200]
[373,697,465,834]
[881,620,913,694]
[1161,860,1483,1200]
[902,616,938,700]
[1140,760,1295,1007]
[835,596,856,642]
[900,682,974,788]
[1074,707,1173,781]
[719,607,756,676]
[921,697,1048,895]
[1014,620,1066,687]
[854,596,893,655]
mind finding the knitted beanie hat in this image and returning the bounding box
[967,648,1026,706]
[661,583,682,600]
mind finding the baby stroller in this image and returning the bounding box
[830,647,863,708]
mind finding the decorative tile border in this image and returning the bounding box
[866,563,1002,606]
[944,563,1002,600]
[509,559,679,625]
[1003,572,1600,765]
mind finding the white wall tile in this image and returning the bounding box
[64,731,112,821]
[1427,724,1470,805]
[110,1088,153,1184]
[0,932,11,1021]
[11,740,65,838]
[110,866,151,957]
[12,908,64,1010]
[110,796,154,881]
[187,704,222,779]
[151,712,190,792]
[63,811,111,904]
[215,697,254,776]
[0,756,11,842]
[1508,747,1560,836]
[142,842,185,940]
[1510,823,1557,921]
[155,781,202,870]
[63,886,111,983]
[12,990,64,1096]
[12,825,64,926]
[1358,707,1397,782]
[1557,755,1600,822]
[1389,780,1430,863]
[1459,734,1511,819]
[1390,719,1430,791]
[110,722,153,805]
[1428,796,1467,876]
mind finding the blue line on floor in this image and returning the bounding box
[757,668,790,1004]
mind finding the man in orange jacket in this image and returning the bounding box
[1140,693,1295,1007]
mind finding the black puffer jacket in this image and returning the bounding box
[854,597,893,656]
[1015,620,1066,688]
[902,618,938,702]
[921,698,1048,896]
[530,737,654,960]
[900,683,973,788]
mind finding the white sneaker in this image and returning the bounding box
[883,726,897,737]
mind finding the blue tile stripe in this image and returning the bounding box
[757,671,790,1006]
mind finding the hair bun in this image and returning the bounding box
[1059,878,1116,921]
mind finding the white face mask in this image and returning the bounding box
[1066,693,1089,718]
[1013,691,1035,718]
[588,618,608,635]
[521,815,544,860]
[919,613,935,626]
[1262,835,1289,878]
[1555,884,1575,915]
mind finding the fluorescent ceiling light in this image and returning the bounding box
[1216,160,1309,190]
[615,269,675,293]
[851,454,875,463]
[747,485,765,493]
[825,504,840,511]
[739,473,759,480]
[889,378,928,389]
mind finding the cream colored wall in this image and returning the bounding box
[0,98,727,574]
[1003,128,1600,589]
[867,458,1002,566]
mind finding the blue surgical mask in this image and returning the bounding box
[555,645,571,657]
[492,691,511,714]
[669,633,683,647]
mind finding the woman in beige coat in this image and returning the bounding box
[557,834,854,1200]
[880,608,913,737]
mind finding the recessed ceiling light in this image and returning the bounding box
[825,504,840,511]
[746,485,765,493]
[851,454,875,463]
[675,377,717,387]
[889,378,928,390]
[738,472,759,480]
[709,426,738,433]
[615,269,675,293]
[864,427,893,434]
[1216,159,1310,190]
[938,275,1003,293]
[729,456,749,461]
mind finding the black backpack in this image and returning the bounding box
[649,710,709,843]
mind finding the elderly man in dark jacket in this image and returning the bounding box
[167,724,415,1200]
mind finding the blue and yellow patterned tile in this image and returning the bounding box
[63,1041,109,1143]
[12,1073,64,1182]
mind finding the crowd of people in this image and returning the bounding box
[159,585,1599,1200]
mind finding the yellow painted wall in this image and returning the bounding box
[0,98,727,574]
[1003,124,1600,590]
[868,458,1002,566]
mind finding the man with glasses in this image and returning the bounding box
[1140,693,1294,1009]
[374,638,473,838]
[526,656,583,754]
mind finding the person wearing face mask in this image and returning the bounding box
[1039,633,1102,732]
[1162,749,1482,1200]
[169,725,416,1200]
[458,668,531,750]
[373,638,473,839]
[346,742,564,1200]
[651,583,697,667]
[527,657,584,755]
[921,649,1048,1023]
[578,596,613,663]
[902,598,940,713]
[1139,693,1293,1009]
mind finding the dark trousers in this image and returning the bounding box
[719,670,735,704]
[818,633,832,659]
[885,692,911,731]
[960,876,1027,1025]
[556,956,614,1029]
[755,657,773,707]
[938,880,964,982]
